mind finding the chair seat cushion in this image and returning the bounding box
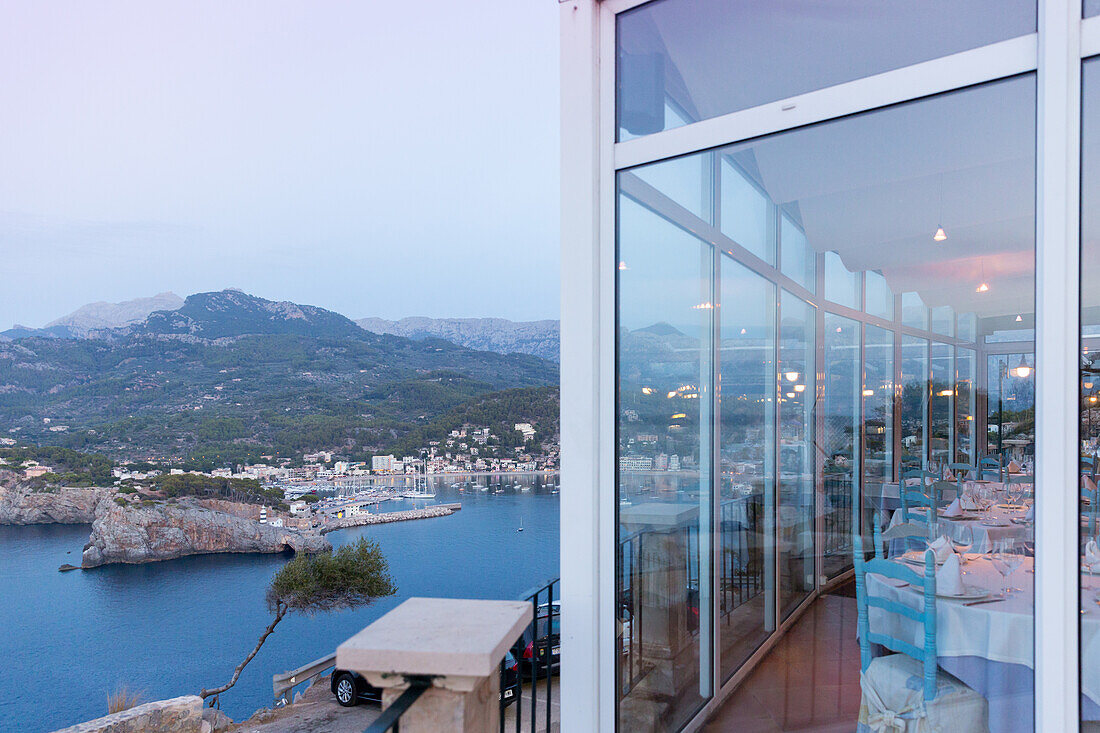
[856,654,988,732]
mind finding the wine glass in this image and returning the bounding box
[1007,482,1024,509]
[991,538,1024,594]
[955,525,975,573]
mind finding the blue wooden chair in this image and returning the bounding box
[947,462,973,488]
[854,529,988,730]
[898,475,948,544]
[978,455,1002,482]
[1083,470,1099,537]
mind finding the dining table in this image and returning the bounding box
[867,554,1100,733]
[886,500,1033,554]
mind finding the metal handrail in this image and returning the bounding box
[364,677,432,733]
[272,651,337,702]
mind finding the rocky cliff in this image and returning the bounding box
[357,316,560,361]
[0,484,109,524]
[81,499,331,568]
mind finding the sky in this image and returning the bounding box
[0,1,561,329]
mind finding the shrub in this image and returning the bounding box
[113,497,128,506]
[107,685,144,714]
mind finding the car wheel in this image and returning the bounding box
[334,673,358,707]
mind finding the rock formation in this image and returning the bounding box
[0,484,109,524]
[81,499,331,568]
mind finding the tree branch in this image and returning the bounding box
[200,602,287,701]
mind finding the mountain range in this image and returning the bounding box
[0,290,558,464]
[357,316,558,361]
[4,293,560,360]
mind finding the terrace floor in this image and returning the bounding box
[703,591,862,732]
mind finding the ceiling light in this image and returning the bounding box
[670,413,686,419]
[740,328,747,335]
[862,389,874,396]
[784,371,800,382]
[618,261,628,270]
[793,384,806,393]
[1013,354,1032,379]
[976,282,990,293]
[641,387,654,395]
[785,392,795,399]
[1086,382,1094,389]
[932,227,947,242]
[1092,396,1098,404]
[1015,315,1023,322]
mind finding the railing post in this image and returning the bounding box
[337,598,532,733]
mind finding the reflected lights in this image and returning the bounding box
[937,389,953,397]
[693,301,714,310]
[862,389,874,396]
[670,413,686,419]
[933,226,947,242]
[1013,355,1032,379]
[793,384,806,393]
[1015,315,1023,322]
[641,387,654,395]
[785,392,795,399]
[618,261,628,270]
[976,282,990,293]
[784,371,800,382]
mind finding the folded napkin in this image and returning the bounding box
[1008,460,1021,474]
[960,494,979,511]
[936,553,965,595]
[1086,475,1099,493]
[942,497,964,518]
[942,465,954,481]
[928,535,955,564]
[1087,540,1100,573]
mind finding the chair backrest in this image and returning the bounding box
[947,462,972,486]
[978,455,1002,481]
[900,476,947,540]
[854,526,939,702]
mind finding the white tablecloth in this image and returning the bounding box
[887,504,1032,554]
[867,557,1100,731]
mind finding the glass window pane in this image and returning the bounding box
[862,324,895,569]
[822,313,859,578]
[865,270,894,320]
[718,255,774,680]
[958,312,978,341]
[631,153,710,222]
[932,305,955,336]
[825,251,860,308]
[778,291,815,619]
[617,189,712,729]
[616,0,1036,139]
[956,347,976,465]
[902,291,929,329]
[930,342,954,466]
[780,212,814,291]
[720,158,772,263]
[901,336,929,471]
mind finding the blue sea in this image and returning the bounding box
[0,475,560,732]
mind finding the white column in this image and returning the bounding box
[560,1,613,731]
[1036,0,1081,730]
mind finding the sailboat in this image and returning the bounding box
[517,516,525,532]
[399,465,435,499]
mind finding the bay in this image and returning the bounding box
[0,474,560,732]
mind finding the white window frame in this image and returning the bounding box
[560,0,1084,730]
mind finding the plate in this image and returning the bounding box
[899,553,945,567]
[937,585,990,601]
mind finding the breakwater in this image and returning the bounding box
[319,503,460,533]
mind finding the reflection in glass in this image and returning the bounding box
[617,192,711,730]
[780,212,814,291]
[718,256,774,680]
[902,292,929,329]
[823,314,860,577]
[615,0,1035,139]
[930,342,954,466]
[825,251,860,309]
[778,291,815,618]
[901,336,929,471]
[865,270,894,320]
[721,158,771,264]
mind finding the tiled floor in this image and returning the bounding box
[704,593,863,732]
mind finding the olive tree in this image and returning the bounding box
[200,538,396,704]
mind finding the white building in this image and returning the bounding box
[372,455,396,472]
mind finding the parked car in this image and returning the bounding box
[500,650,521,707]
[513,600,561,675]
[332,654,522,708]
[331,669,382,707]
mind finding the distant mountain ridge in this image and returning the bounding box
[2,292,184,340]
[134,290,364,340]
[357,316,559,361]
[0,289,557,462]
